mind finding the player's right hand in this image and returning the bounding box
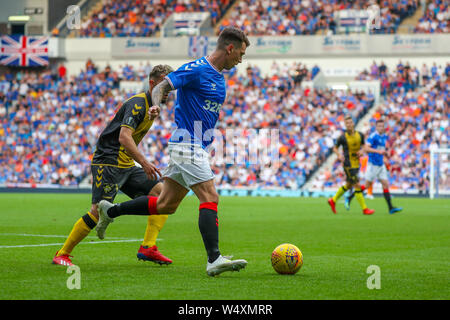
[142,161,162,181]
[149,105,160,120]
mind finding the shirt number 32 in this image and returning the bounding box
[203,99,222,114]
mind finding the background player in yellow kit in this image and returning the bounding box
[327,115,375,215]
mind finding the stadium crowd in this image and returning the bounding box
[311,60,449,193]
[414,0,449,33]
[218,0,419,35]
[202,63,373,189]
[75,0,233,37]
[370,0,420,34]
[1,58,446,192]
[0,63,120,186]
[0,60,375,189]
[65,0,439,38]
[62,0,450,37]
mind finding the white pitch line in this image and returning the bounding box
[0,233,71,238]
[0,239,145,249]
[0,233,134,240]
[0,233,163,249]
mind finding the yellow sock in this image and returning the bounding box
[142,215,168,247]
[57,212,98,256]
[354,189,368,210]
[332,186,347,202]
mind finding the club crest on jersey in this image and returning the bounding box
[211,83,216,91]
[126,116,134,125]
[103,183,117,194]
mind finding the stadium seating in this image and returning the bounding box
[414,0,449,33]
[68,0,449,37]
[76,0,234,37]
[311,61,448,193]
[1,59,445,191]
[68,0,448,37]
[0,61,374,188]
[207,63,374,188]
[218,0,419,35]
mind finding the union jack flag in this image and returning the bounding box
[0,35,48,67]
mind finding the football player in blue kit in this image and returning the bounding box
[95,27,251,276]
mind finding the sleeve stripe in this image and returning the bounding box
[120,124,135,131]
[165,75,175,90]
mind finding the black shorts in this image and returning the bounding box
[91,165,159,204]
[343,167,360,185]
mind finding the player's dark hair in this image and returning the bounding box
[149,64,173,81]
[217,27,250,51]
[376,118,385,124]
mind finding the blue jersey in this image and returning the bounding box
[367,132,388,166]
[166,56,226,149]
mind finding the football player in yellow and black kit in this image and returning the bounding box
[327,115,375,215]
[52,64,174,266]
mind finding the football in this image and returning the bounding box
[271,243,303,275]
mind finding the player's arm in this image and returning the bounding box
[118,127,161,180]
[363,145,385,155]
[120,98,161,180]
[383,141,391,170]
[334,136,345,163]
[383,157,391,171]
[333,146,341,158]
[151,79,173,107]
[118,126,147,166]
[356,132,366,157]
[362,133,386,156]
[152,62,200,109]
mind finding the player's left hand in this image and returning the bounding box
[149,105,160,120]
[356,150,364,158]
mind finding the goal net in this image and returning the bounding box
[430,147,450,199]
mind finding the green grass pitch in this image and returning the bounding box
[0,193,449,300]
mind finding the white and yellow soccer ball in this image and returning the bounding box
[271,243,303,275]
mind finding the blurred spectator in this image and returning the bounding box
[414,0,449,33]
[76,0,234,37]
[356,60,422,97]
[58,64,67,79]
[219,0,418,35]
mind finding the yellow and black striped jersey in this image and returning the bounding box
[336,131,365,168]
[92,91,154,168]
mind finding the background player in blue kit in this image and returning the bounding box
[95,27,251,276]
[346,119,403,214]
